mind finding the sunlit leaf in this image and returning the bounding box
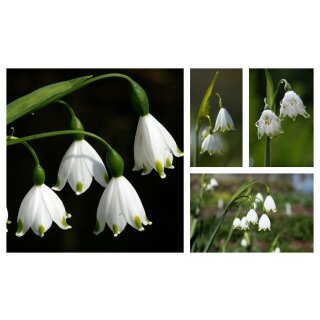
[265,69,274,108]
[195,71,219,131]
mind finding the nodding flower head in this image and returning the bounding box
[280,90,310,120]
[213,108,236,133]
[200,133,222,156]
[255,109,283,139]
[258,213,271,231]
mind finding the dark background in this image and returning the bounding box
[249,69,313,167]
[190,69,242,167]
[7,69,184,252]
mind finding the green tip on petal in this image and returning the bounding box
[176,145,184,155]
[94,219,100,234]
[104,174,109,184]
[61,216,71,228]
[53,177,60,189]
[166,157,173,168]
[142,163,148,173]
[155,160,166,178]
[16,219,24,235]
[134,216,144,231]
[76,182,83,194]
[145,215,152,225]
[38,225,45,237]
[112,224,119,237]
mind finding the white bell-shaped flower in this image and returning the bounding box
[255,109,283,139]
[280,91,310,120]
[232,217,241,229]
[200,133,222,156]
[133,113,183,179]
[205,178,219,191]
[246,209,259,225]
[16,184,71,237]
[52,139,108,195]
[94,176,152,237]
[240,217,249,230]
[213,108,236,132]
[258,213,271,231]
[272,247,281,253]
[264,195,277,212]
[241,238,248,248]
[255,192,264,203]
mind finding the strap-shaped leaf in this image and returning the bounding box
[265,69,274,108]
[195,71,219,131]
[7,75,93,124]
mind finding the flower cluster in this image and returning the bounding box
[200,93,235,156]
[10,80,183,238]
[232,193,277,232]
[256,81,310,139]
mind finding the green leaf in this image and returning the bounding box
[7,75,93,124]
[195,71,219,131]
[265,69,274,108]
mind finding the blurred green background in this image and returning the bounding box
[249,69,313,167]
[190,69,242,167]
[190,174,313,252]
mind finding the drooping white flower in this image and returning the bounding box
[133,113,183,179]
[205,178,219,191]
[213,108,236,132]
[232,217,241,229]
[285,202,292,216]
[94,176,152,236]
[255,109,283,139]
[6,208,11,232]
[241,238,248,248]
[272,247,281,253]
[53,139,108,195]
[16,184,71,237]
[258,213,271,231]
[200,133,222,156]
[280,91,310,120]
[255,192,264,203]
[240,217,249,230]
[246,209,259,225]
[264,195,277,212]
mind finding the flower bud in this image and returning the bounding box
[106,149,124,177]
[32,165,45,186]
[129,81,149,116]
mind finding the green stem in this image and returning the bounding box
[265,136,271,167]
[10,137,40,165]
[204,208,229,252]
[7,130,112,151]
[55,100,76,117]
[83,73,134,86]
[193,127,199,166]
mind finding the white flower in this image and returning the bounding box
[201,128,209,140]
[280,91,310,120]
[241,238,248,248]
[232,217,241,229]
[94,176,152,236]
[53,139,108,195]
[200,133,222,156]
[255,109,283,139]
[272,247,281,253]
[205,178,219,191]
[264,195,277,212]
[213,108,236,132]
[6,208,11,232]
[246,209,259,225]
[255,192,264,203]
[240,217,249,230]
[16,185,71,237]
[258,214,271,231]
[133,113,183,179]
